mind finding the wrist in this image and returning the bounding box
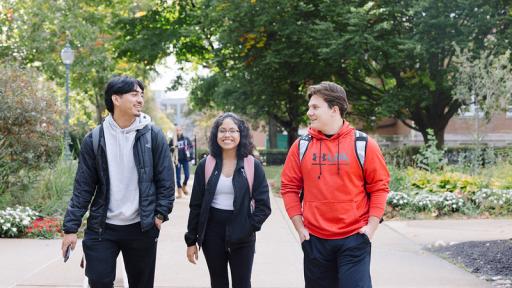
[155,214,165,221]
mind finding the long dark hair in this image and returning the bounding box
[208,112,255,159]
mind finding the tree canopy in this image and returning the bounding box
[115,0,512,147]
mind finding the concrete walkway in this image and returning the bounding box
[1,177,510,287]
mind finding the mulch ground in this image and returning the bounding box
[430,239,512,287]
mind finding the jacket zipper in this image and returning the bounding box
[200,169,218,247]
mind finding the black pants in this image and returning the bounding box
[202,207,255,288]
[82,222,160,288]
[302,233,372,288]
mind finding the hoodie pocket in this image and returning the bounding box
[303,201,358,233]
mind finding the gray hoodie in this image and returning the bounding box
[103,113,151,225]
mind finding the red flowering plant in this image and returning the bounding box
[26,217,62,239]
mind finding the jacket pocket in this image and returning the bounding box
[303,201,359,234]
[230,214,255,244]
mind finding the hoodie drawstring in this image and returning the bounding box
[318,141,322,179]
[337,138,340,176]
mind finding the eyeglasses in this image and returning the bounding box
[218,129,240,136]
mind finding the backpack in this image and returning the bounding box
[204,155,255,212]
[298,130,368,202]
[91,124,152,156]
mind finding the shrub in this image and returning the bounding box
[0,62,63,199]
[22,159,77,216]
[413,129,446,172]
[0,206,38,238]
[406,168,483,195]
[259,149,288,165]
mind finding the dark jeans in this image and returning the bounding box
[302,233,372,288]
[202,207,255,288]
[82,222,160,288]
[175,159,190,188]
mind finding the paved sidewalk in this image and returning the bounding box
[1,176,510,287]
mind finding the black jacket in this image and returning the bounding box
[63,124,175,234]
[185,157,271,248]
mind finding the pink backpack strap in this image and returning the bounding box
[244,155,255,194]
[244,155,255,213]
[205,155,216,185]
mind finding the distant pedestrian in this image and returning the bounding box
[61,75,174,288]
[171,125,193,198]
[185,112,271,288]
[280,81,390,288]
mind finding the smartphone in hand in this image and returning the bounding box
[63,245,72,263]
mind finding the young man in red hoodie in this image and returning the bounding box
[281,81,390,288]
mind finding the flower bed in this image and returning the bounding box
[0,206,38,237]
[0,206,61,238]
[386,189,512,218]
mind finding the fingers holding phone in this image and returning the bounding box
[61,233,77,261]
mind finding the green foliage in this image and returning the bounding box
[1,0,151,125]
[383,146,419,169]
[407,168,483,195]
[259,149,288,165]
[25,159,77,216]
[0,63,63,197]
[414,130,446,172]
[114,0,512,147]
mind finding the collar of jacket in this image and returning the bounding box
[134,124,151,141]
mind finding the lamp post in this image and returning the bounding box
[60,43,74,160]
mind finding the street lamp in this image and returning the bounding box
[60,43,74,160]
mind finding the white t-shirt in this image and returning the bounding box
[211,174,235,210]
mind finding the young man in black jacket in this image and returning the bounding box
[61,76,174,288]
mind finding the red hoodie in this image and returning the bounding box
[280,121,390,239]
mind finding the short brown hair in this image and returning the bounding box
[306,81,348,117]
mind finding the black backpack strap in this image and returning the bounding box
[92,125,102,156]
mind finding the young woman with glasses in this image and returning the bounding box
[184,112,271,288]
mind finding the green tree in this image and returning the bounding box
[113,0,512,147]
[0,0,152,125]
[328,0,512,147]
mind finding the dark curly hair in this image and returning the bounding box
[208,112,255,159]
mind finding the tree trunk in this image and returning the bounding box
[95,93,102,125]
[286,126,299,148]
[415,122,446,149]
[268,117,278,149]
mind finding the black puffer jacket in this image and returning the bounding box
[185,157,271,248]
[63,124,174,235]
